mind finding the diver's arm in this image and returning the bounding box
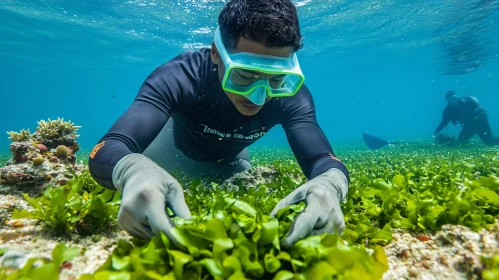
[88,100,171,190]
[434,107,451,136]
[280,85,349,182]
[434,121,448,136]
[272,85,349,248]
[89,51,208,246]
[88,51,202,190]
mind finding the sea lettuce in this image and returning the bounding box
[11,170,120,234]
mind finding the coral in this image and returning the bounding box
[6,129,31,142]
[32,157,44,167]
[9,142,34,164]
[35,144,48,153]
[67,148,73,157]
[34,118,80,144]
[33,118,81,150]
[9,142,30,155]
[49,157,59,163]
[0,165,45,187]
[0,158,85,191]
[1,118,84,193]
[55,145,70,159]
[68,142,80,154]
[13,155,28,164]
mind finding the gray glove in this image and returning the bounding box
[270,168,348,249]
[112,153,191,246]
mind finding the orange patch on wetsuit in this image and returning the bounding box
[329,153,342,163]
[90,141,105,159]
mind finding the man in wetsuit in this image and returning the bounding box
[88,0,349,249]
[433,90,498,145]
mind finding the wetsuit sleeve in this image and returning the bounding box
[88,51,201,190]
[434,106,451,135]
[279,85,349,183]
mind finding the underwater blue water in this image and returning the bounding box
[1,0,498,152]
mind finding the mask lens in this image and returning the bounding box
[229,69,288,89]
[230,69,259,86]
[269,75,286,89]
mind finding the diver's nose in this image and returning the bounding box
[244,87,267,106]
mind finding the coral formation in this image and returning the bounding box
[9,142,35,164]
[55,145,70,159]
[6,129,31,142]
[6,118,81,153]
[35,144,48,153]
[36,118,80,138]
[33,118,81,152]
[0,118,84,191]
[32,157,44,167]
[0,165,45,187]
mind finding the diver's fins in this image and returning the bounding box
[362,133,394,150]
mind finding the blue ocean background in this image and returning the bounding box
[1,0,498,153]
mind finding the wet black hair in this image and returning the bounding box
[445,90,457,98]
[218,0,303,52]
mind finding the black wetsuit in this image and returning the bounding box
[88,48,349,190]
[434,96,498,145]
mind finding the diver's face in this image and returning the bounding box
[446,95,459,105]
[211,37,293,116]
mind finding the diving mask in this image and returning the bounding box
[214,27,305,105]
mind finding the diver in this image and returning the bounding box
[88,0,349,250]
[433,90,499,146]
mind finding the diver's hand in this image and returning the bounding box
[270,168,348,249]
[112,153,191,247]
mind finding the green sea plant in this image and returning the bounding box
[6,129,31,142]
[207,149,498,247]
[81,151,498,279]
[78,200,388,280]
[2,144,498,279]
[11,170,120,234]
[481,254,499,280]
[0,243,80,280]
[342,171,499,246]
[341,145,499,246]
